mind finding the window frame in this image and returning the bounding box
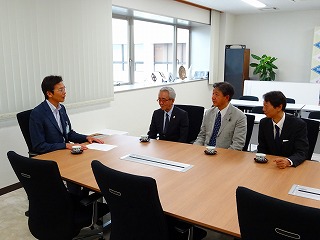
[112,13,191,86]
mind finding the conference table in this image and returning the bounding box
[36,135,320,238]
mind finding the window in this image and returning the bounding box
[112,14,191,85]
[112,18,129,85]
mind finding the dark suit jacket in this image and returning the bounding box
[147,106,189,143]
[29,101,87,154]
[257,114,309,167]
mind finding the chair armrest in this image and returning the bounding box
[29,152,38,158]
[80,192,103,207]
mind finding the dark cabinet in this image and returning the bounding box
[224,45,250,99]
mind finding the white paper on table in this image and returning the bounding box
[87,143,117,152]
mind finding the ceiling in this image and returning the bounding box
[180,0,320,14]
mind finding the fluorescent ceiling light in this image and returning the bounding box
[241,0,266,8]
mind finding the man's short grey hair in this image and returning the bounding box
[159,86,176,99]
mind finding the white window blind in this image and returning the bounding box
[0,0,113,120]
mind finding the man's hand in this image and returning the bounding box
[273,157,291,169]
[86,136,104,144]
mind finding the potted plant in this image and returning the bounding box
[250,54,278,81]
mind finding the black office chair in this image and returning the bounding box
[7,151,109,240]
[239,95,259,101]
[251,106,264,114]
[302,118,319,160]
[308,111,320,120]
[92,160,169,240]
[175,104,205,143]
[91,160,207,240]
[16,109,37,157]
[236,186,320,240]
[286,97,295,103]
[285,98,296,115]
[238,95,259,112]
[243,114,255,151]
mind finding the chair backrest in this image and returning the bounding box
[286,97,295,103]
[251,106,264,114]
[309,111,320,120]
[301,118,319,160]
[243,114,255,151]
[236,186,320,240]
[16,109,36,157]
[285,98,296,115]
[91,160,169,240]
[7,151,81,240]
[175,104,205,143]
[239,95,259,101]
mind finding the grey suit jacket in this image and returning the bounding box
[193,104,247,150]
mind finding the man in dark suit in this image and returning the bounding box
[148,87,189,143]
[258,91,309,168]
[29,75,103,154]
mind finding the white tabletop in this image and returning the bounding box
[231,99,262,107]
[231,99,305,111]
[302,104,320,112]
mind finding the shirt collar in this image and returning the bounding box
[273,113,286,130]
[164,105,174,117]
[46,100,61,112]
[218,102,230,119]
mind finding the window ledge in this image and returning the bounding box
[114,78,208,93]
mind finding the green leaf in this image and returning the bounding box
[251,54,261,60]
[250,63,258,67]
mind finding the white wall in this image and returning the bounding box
[230,10,320,82]
[0,80,212,189]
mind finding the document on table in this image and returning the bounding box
[87,143,117,152]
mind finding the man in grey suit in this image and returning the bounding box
[194,82,247,150]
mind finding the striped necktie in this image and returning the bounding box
[209,111,221,146]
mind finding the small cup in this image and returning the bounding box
[205,146,216,154]
[72,145,82,153]
[140,135,149,142]
[255,153,266,161]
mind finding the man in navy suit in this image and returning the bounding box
[29,75,103,154]
[148,87,189,143]
[258,91,309,168]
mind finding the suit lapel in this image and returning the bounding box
[43,101,62,133]
[60,109,68,141]
[218,106,232,134]
[280,115,291,140]
[266,118,277,153]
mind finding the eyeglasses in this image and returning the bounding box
[55,87,66,93]
[157,98,171,103]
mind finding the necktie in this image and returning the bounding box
[209,111,221,146]
[163,113,170,134]
[275,125,281,154]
